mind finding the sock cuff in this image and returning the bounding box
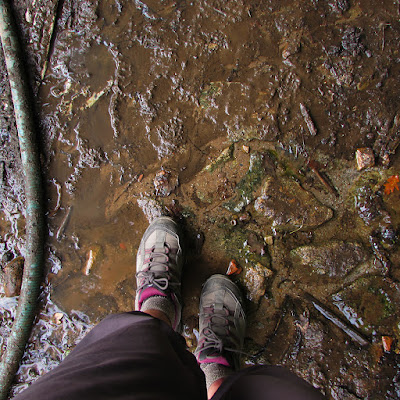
[200,362,233,391]
[141,296,176,327]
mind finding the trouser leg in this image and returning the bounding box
[14,312,207,400]
[212,365,326,400]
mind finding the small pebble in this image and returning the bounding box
[264,235,274,246]
[356,147,375,170]
[53,312,64,325]
[3,256,24,297]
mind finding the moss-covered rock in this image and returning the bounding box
[332,276,400,336]
[254,176,333,231]
[223,152,265,213]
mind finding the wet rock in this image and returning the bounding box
[281,35,301,60]
[303,321,325,350]
[354,185,382,225]
[226,118,279,143]
[291,241,368,277]
[152,117,185,159]
[2,256,24,297]
[324,58,354,87]
[153,168,179,197]
[373,113,400,167]
[369,232,391,275]
[356,148,375,170]
[341,27,365,57]
[354,181,397,272]
[254,176,333,231]
[246,232,267,256]
[328,0,350,14]
[331,386,360,400]
[354,180,396,234]
[223,152,265,212]
[137,197,163,222]
[332,276,400,336]
[323,27,368,87]
[243,262,273,303]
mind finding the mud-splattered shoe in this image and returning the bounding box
[195,274,246,371]
[135,216,183,331]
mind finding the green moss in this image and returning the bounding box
[203,144,235,173]
[220,227,271,267]
[368,286,395,319]
[226,125,259,143]
[223,152,264,212]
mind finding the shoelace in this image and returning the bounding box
[199,306,251,358]
[136,246,180,292]
[200,306,240,354]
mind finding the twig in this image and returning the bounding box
[300,103,317,136]
[289,216,305,234]
[49,179,62,217]
[304,292,370,347]
[381,23,391,52]
[213,7,227,17]
[56,206,72,240]
[308,159,339,197]
[40,0,62,81]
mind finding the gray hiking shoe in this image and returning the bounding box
[195,274,246,370]
[135,216,183,331]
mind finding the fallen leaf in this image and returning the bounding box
[384,175,399,195]
[382,335,394,352]
[226,260,242,276]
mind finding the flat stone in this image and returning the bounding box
[136,197,163,222]
[291,241,368,277]
[254,176,333,231]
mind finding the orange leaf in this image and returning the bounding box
[226,260,242,276]
[384,175,399,195]
[382,335,394,352]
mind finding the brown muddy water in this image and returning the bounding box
[1,0,400,397]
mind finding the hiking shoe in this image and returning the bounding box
[135,216,183,331]
[195,274,246,370]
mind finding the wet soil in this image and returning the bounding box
[1,0,400,397]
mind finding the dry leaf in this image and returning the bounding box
[226,260,242,276]
[384,175,399,195]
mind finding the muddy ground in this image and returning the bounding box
[0,0,400,398]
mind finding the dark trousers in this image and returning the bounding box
[14,312,325,400]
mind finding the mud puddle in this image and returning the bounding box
[1,0,400,397]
